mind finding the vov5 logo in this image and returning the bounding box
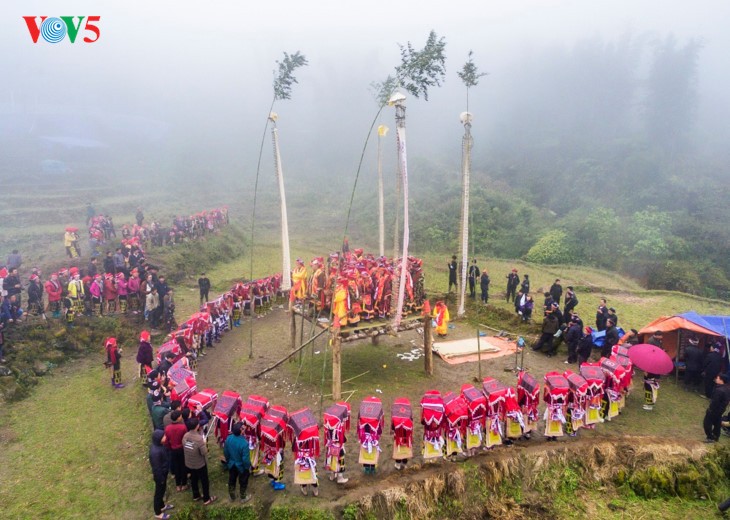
[23,16,101,44]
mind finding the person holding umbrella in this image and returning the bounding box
[628,337,674,412]
[704,373,730,443]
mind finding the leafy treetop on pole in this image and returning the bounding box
[370,30,447,106]
[370,75,398,108]
[395,30,447,101]
[457,50,488,89]
[273,51,309,101]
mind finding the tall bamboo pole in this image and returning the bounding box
[332,332,342,400]
[270,113,292,303]
[457,112,473,318]
[424,306,433,376]
[390,92,409,328]
[377,125,389,258]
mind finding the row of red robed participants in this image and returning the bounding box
[147,272,634,481]
[157,348,633,482]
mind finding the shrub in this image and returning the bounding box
[524,229,576,264]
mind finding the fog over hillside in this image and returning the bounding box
[1,1,728,187]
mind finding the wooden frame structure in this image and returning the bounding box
[284,305,433,399]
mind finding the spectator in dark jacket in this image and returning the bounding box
[479,270,490,304]
[224,422,252,503]
[703,344,725,398]
[704,373,730,442]
[577,328,594,365]
[520,274,530,295]
[136,331,154,378]
[595,298,608,331]
[198,273,211,305]
[602,318,619,358]
[683,337,704,391]
[563,286,578,315]
[103,251,115,274]
[549,279,563,304]
[607,307,619,327]
[565,317,582,364]
[5,268,22,307]
[156,276,170,301]
[532,310,560,356]
[149,429,173,519]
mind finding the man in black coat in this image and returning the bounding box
[602,318,619,358]
[549,279,563,305]
[479,270,490,304]
[506,269,519,302]
[5,268,22,307]
[156,275,170,301]
[607,308,618,327]
[198,273,211,305]
[683,337,704,392]
[520,274,530,295]
[149,429,173,519]
[704,373,730,442]
[532,310,560,356]
[703,344,725,398]
[542,292,554,313]
[447,255,458,293]
[564,316,582,364]
[103,251,115,274]
[563,286,578,315]
[468,260,480,299]
[595,298,608,331]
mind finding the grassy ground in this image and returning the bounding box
[2,247,729,518]
[0,358,151,519]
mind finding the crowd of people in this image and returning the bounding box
[290,245,426,328]
[67,205,229,259]
[132,300,652,518]
[0,206,230,364]
[0,244,179,332]
[106,274,283,518]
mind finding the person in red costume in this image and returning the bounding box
[45,273,63,318]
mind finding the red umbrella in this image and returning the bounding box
[628,343,674,375]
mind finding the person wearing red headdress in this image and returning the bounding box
[136,330,154,379]
[290,259,308,305]
[45,273,63,318]
[127,269,141,313]
[104,273,118,314]
[309,258,326,313]
[90,274,103,316]
[105,337,124,389]
[432,301,450,338]
[332,277,349,327]
[67,269,85,315]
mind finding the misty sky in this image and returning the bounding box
[2,1,729,182]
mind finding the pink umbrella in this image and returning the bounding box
[628,343,674,375]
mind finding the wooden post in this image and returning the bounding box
[289,308,297,362]
[299,310,305,363]
[424,313,433,376]
[332,331,342,400]
[476,327,482,381]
